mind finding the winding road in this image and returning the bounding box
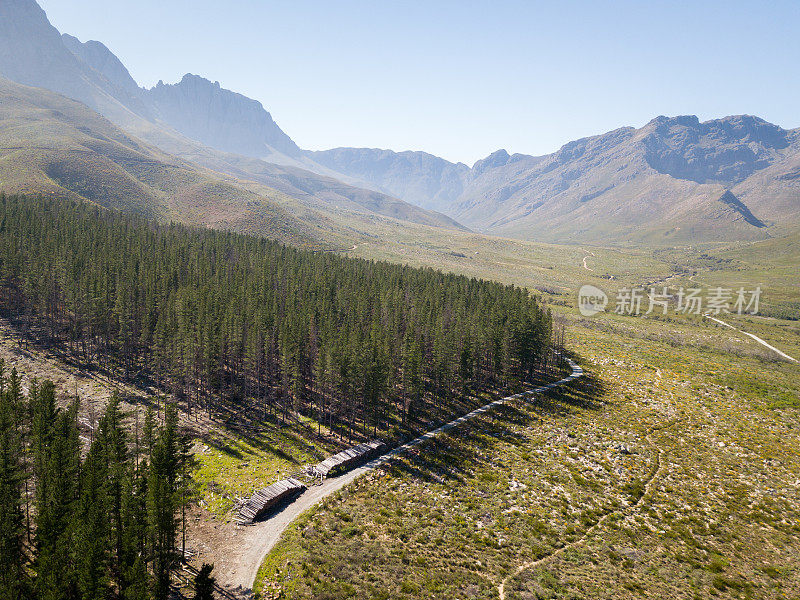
[581,249,596,272]
[218,359,584,596]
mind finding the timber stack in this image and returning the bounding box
[236,477,306,525]
[311,439,387,478]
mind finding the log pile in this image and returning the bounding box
[311,439,387,479]
[236,477,306,525]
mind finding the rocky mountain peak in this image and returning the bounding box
[147,73,301,159]
[472,149,511,174]
[642,114,794,184]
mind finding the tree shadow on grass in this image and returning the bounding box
[381,360,608,486]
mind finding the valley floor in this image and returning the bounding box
[4,230,798,600]
[255,311,800,599]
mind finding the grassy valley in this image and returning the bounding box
[254,264,800,599]
[0,3,797,599]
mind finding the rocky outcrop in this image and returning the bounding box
[471,149,514,175]
[147,74,301,159]
[642,115,794,184]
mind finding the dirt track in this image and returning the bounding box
[215,359,584,596]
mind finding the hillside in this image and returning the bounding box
[0,0,462,238]
[0,78,327,245]
[309,116,800,244]
[306,147,470,214]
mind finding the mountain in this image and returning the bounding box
[147,74,302,162]
[315,116,800,244]
[61,33,142,99]
[0,77,324,243]
[0,0,462,236]
[3,0,798,245]
[455,115,800,243]
[641,114,791,184]
[0,75,464,251]
[0,77,466,246]
[306,148,470,214]
[0,0,152,126]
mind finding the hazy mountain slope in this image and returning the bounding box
[0,78,320,244]
[306,147,470,214]
[126,118,465,231]
[61,33,143,99]
[0,0,152,127]
[317,116,800,244]
[146,74,302,161]
[0,77,465,254]
[0,0,463,235]
[454,115,800,243]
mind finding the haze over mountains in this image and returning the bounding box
[0,0,463,242]
[1,0,799,245]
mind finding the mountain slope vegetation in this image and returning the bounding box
[0,75,468,251]
[0,77,324,245]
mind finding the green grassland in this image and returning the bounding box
[251,230,800,600]
[255,309,800,599]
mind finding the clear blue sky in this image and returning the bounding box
[39,0,800,165]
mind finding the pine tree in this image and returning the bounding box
[98,394,129,592]
[121,459,150,600]
[0,363,30,599]
[33,396,81,600]
[74,437,110,600]
[148,403,179,600]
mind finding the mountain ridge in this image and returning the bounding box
[314,115,800,243]
[0,0,463,236]
[0,76,465,250]
[1,0,798,245]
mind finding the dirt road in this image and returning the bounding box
[216,359,584,596]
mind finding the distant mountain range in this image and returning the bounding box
[1,0,798,245]
[311,115,800,243]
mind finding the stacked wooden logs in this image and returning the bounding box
[236,477,306,525]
